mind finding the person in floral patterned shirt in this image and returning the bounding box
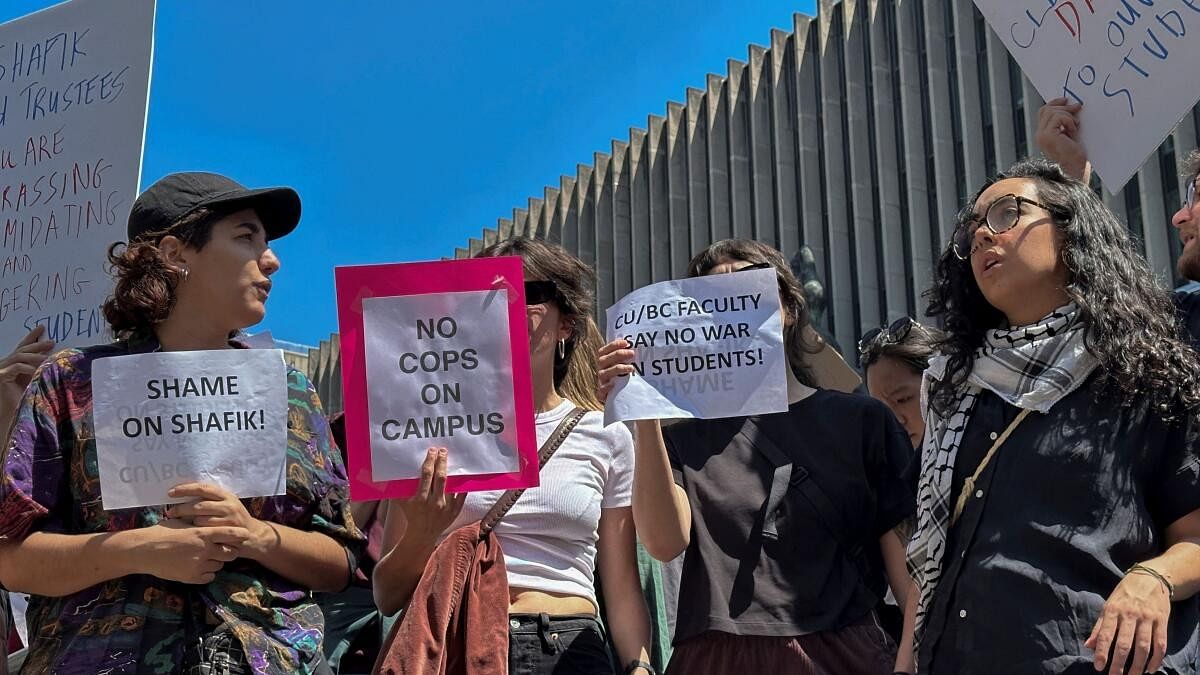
[0,172,364,674]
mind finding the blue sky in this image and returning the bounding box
[3,0,818,346]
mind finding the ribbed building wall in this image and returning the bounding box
[453,0,1200,361]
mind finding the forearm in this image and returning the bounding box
[597,507,653,667]
[372,535,436,616]
[630,420,691,561]
[1137,538,1200,600]
[605,583,652,667]
[245,521,350,593]
[0,529,142,596]
[894,590,918,674]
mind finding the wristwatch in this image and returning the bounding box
[625,660,656,675]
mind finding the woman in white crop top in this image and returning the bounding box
[373,237,653,675]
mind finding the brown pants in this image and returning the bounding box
[667,615,897,675]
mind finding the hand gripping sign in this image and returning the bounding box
[604,267,789,424]
[335,257,537,501]
[92,349,289,510]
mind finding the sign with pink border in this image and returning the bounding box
[335,257,536,501]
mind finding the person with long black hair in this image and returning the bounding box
[909,158,1200,674]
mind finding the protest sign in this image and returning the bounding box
[973,0,1200,188]
[92,349,288,510]
[335,257,537,501]
[0,0,154,349]
[604,267,788,424]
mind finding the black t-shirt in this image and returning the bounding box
[662,389,915,644]
[921,379,1200,675]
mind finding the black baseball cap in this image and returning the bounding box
[127,171,301,242]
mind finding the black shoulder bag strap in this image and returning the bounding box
[479,407,587,539]
[737,416,852,547]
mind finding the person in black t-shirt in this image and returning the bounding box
[910,157,1200,675]
[598,239,917,675]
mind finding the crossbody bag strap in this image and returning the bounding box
[951,407,1032,525]
[479,407,587,538]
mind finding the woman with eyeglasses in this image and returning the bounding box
[598,239,917,675]
[373,237,653,675]
[1037,98,1200,349]
[908,158,1200,675]
[859,319,943,453]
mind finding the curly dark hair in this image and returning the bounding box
[102,207,221,340]
[926,157,1200,418]
[687,239,820,388]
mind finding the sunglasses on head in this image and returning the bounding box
[524,280,560,306]
[857,316,916,357]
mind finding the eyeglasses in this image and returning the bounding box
[857,316,916,357]
[1184,178,1198,210]
[951,194,1057,260]
[524,280,559,306]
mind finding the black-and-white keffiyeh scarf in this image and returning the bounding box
[907,302,1100,645]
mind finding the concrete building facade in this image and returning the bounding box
[452,0,1200,361]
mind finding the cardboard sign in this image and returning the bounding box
[92,349,289,510]
[973,0,1200,188]
[335,257,537,501]
[604,268,789,423]
[0,0,155,347]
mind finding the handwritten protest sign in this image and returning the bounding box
[973,0,1200,188]
[92,349,288,510]
[335,257,537,501]
[0,0,154,348]
[604,268,788,424]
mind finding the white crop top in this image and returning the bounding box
[444,399,634,608]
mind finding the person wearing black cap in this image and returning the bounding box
[0,172,364,674]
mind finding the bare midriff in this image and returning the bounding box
[508,588,596,616]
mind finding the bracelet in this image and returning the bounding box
[624,660,656,675]
[1127,563,1175,601]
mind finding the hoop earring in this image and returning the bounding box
[556,339,566,359]
[180,267,189,281]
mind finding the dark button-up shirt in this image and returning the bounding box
[920,379,1200,675]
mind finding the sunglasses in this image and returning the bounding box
[524,280,560,306]
[950,193,1056,260]
[857,316,916,357]
[735,261,773,272]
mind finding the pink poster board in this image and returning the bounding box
[335,257,536,501]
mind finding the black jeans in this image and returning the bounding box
[507,613,615,675]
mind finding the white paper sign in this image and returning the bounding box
[604,268,788,424]
[0,0,155,349]
[362,291,520,482]
[973,0,1200,188]
[92,349,289,510]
